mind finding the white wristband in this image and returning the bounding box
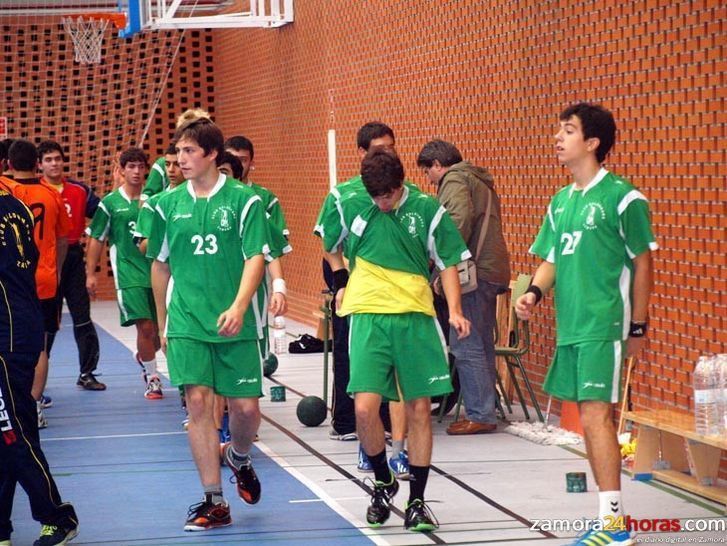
[272,278,287,295]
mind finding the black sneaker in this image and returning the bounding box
[223,443,261,504]
[365,475,398,527]
[404,499,439,532]
[76,373,106,391]
[183,497,231,531]
[33,524,78,546]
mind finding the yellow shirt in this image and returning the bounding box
[337,257,434,317]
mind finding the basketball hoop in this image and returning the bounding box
[62,13,127,65]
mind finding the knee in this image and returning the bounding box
[229,399,259,421]
[137,320,156,338]
[579,402,613,433]
[355,403,379,426]
[407,398,431,423]
[185,389,211,416]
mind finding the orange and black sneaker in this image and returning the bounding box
[223,443,261,504]
[183,496,232,532]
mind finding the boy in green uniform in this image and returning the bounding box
[316,147,471,532]
[516,103,656,546]
[86,147,163,400]
[147,118,271,531]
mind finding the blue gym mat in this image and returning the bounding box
[10,315,374,545]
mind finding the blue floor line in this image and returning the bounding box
[11,316,373,545]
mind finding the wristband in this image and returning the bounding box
[332,269,349,293]
[525,285,543,305]
[629,321,648,338]
[272,278,287,295]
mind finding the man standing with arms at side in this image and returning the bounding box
[417,139,510,434]
[516,103,656,546]
[0,188,79,546]
[148,119,271,531]
[37,140,104,391]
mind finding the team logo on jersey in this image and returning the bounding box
[212,206,237,232]
[581,202,606,230]
[0,211,33,269]
[400,212,424,237]
[0,383,18,446]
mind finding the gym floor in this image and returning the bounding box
[11,301,726,545]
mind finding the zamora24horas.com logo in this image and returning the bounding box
[530,516,726,534]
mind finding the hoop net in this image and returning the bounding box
[61,16,112,65]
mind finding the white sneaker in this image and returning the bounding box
[36,400,48,429]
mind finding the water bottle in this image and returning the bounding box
[693,356,720,436]
[719,354,727,434]
[272,316,287,355]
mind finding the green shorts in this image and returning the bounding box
[544,340,626,403]
[117,287,156,327]
[258,324,269,359]
[347,313,452,402]
[166,338,263,398]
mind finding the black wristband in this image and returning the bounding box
[629,321,648,338]
[525,285,543,305]
[332,269,349,293]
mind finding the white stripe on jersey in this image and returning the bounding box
[332,194,349,252]
[267,197,279,210]
[618,265,631,341]
[154,203,167,221]
[351,215,367,236]
[109,245,120,289]
[617,189,647,216]
[237,194,263,237]
[427,206,448,270]
[89,201,111,241]
[157,233,170,263]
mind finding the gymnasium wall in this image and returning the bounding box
[209,0,725,422]
[0,19,213,300]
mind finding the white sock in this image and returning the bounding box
[598,490,622,522]
[142,358,157,376]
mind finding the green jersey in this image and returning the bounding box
[246,181,289,237]
[142,157,169,201]
[86,187,150,289]
[134,190,163,242]
[530,169,657,345]
[313,175,422,260]
[147,175,272,343]
[315,181,469,277]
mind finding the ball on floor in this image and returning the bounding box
[263,354,278,377]
[296,395,327,427]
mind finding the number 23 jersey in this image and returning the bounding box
[147,175,272,342]
[530,169,657,345]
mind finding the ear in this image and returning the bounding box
[357,146,367,159]
[586,137,600,154]
[432,159,442,169]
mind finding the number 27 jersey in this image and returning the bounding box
[530,169,657,345]
[147,175,272,342]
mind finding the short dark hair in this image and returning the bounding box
[560,102,616,163]
[37,140,67,162]
[164,142,178,156]
[356,122,395,151]
[416,139,463,168]
[119,147,148,168]
[361,148,404,197]
[219,151,243,180]
[8,139,38,171]
[224,135,254,160]
[174,118,225,166]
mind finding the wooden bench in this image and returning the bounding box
[624,409,727,512]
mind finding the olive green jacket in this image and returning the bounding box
[437,161,511,285]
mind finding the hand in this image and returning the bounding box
[334,287,345,312]
[217,303,245,337]
[449,312,471,339]
[160,334,168,355]
[269,292,287,316]
[515,293,536,321]
[627,336,646,358]
[86,274,97,300]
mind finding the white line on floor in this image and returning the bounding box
[41,431,187,442]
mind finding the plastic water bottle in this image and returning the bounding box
[719,354,727,434]
[693,356,720,436]
[272,316,287,355]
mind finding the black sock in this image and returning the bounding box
[408,465,429,504]
[368,449,391,484]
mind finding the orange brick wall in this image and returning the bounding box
[0,17,213,300]
[209,0,726,426]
